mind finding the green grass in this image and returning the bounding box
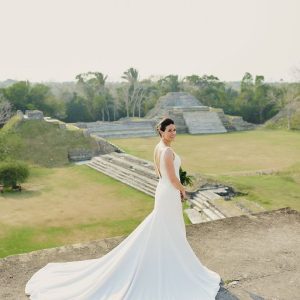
[0,164,157,258]
[182,201,192,225]
[217,166,300,211]
[109,129,300,175]
[110,129,300,212]
[0,118,99,167]
[0,218,145,258]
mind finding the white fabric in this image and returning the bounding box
[25,147,220,299]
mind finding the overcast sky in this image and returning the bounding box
[1,0,299,82]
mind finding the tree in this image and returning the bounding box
[75,72,112,121]
[121,68,139,117]
[65,93,90,122]
[237,72,256,122]
[2,81,30,111]
[1,81,63,118]
[0,161,29,190]
[0,100,12,125]
[253,75,270,123]
[158,75,181,93]
[121,68,139,86]
[184,74,231,110]
[240,72,254,93]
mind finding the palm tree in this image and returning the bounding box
[121,68,139,86]
[121,68,139,117]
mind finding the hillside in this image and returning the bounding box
[0,116,99,167]
[264,100,300,130]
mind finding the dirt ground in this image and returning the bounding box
[0,208,299,300]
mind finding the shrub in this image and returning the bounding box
[0,161,29,189]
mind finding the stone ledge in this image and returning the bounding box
[1,208,299,299]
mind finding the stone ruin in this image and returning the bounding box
[75,92,256,138]
[16,110,45,121]
[76,119,156,139]
[24,110,44,120]
[147,92,256,134]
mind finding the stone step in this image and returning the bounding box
[81,121,155,129]
[111,153,155,172]
[88,161,155,197]
[191,196,226,220]
[202,208,220,221]
[89,163,154,197]
[194,191,227,218]
[183,111,227,134]
[100,153,157,181]
[184,208,207,224]
[193,196,226,219]
[92,131,155,139]
[90,158,157,192]
[190,198,206,210]
[194,192,210,202]
[188,200,212,222]
[191,198,221,221]
[88,128,155,134]
[92,157,158,189]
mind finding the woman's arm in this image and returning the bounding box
[164,148,186,197]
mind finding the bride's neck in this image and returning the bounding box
[160,139,171,147]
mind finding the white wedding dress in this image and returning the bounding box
[25,147,221,299]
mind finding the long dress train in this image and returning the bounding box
[25,147,221,299]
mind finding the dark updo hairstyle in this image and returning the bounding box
[156,117,175,137]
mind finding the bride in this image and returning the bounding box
[25,117,221,299]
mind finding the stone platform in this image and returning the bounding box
[1,208,299,300]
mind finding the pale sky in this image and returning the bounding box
[1,0,299,82]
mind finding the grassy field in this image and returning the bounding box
[110,129,300,211]
[0,165,157,258]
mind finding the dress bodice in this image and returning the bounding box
[158,147,181,182]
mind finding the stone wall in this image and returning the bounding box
[24,110,44,120]
[75,119,157,139]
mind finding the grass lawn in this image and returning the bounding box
[0,165,157,258]
[110,129,300,212]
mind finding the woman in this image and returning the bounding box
[25,117,221,299]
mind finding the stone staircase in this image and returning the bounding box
[215,111,237,132]
[168,109,188,133]
[87,152,234,224]
[183,111,227,134]
[87,152,158,197]
[185,190,227,224]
